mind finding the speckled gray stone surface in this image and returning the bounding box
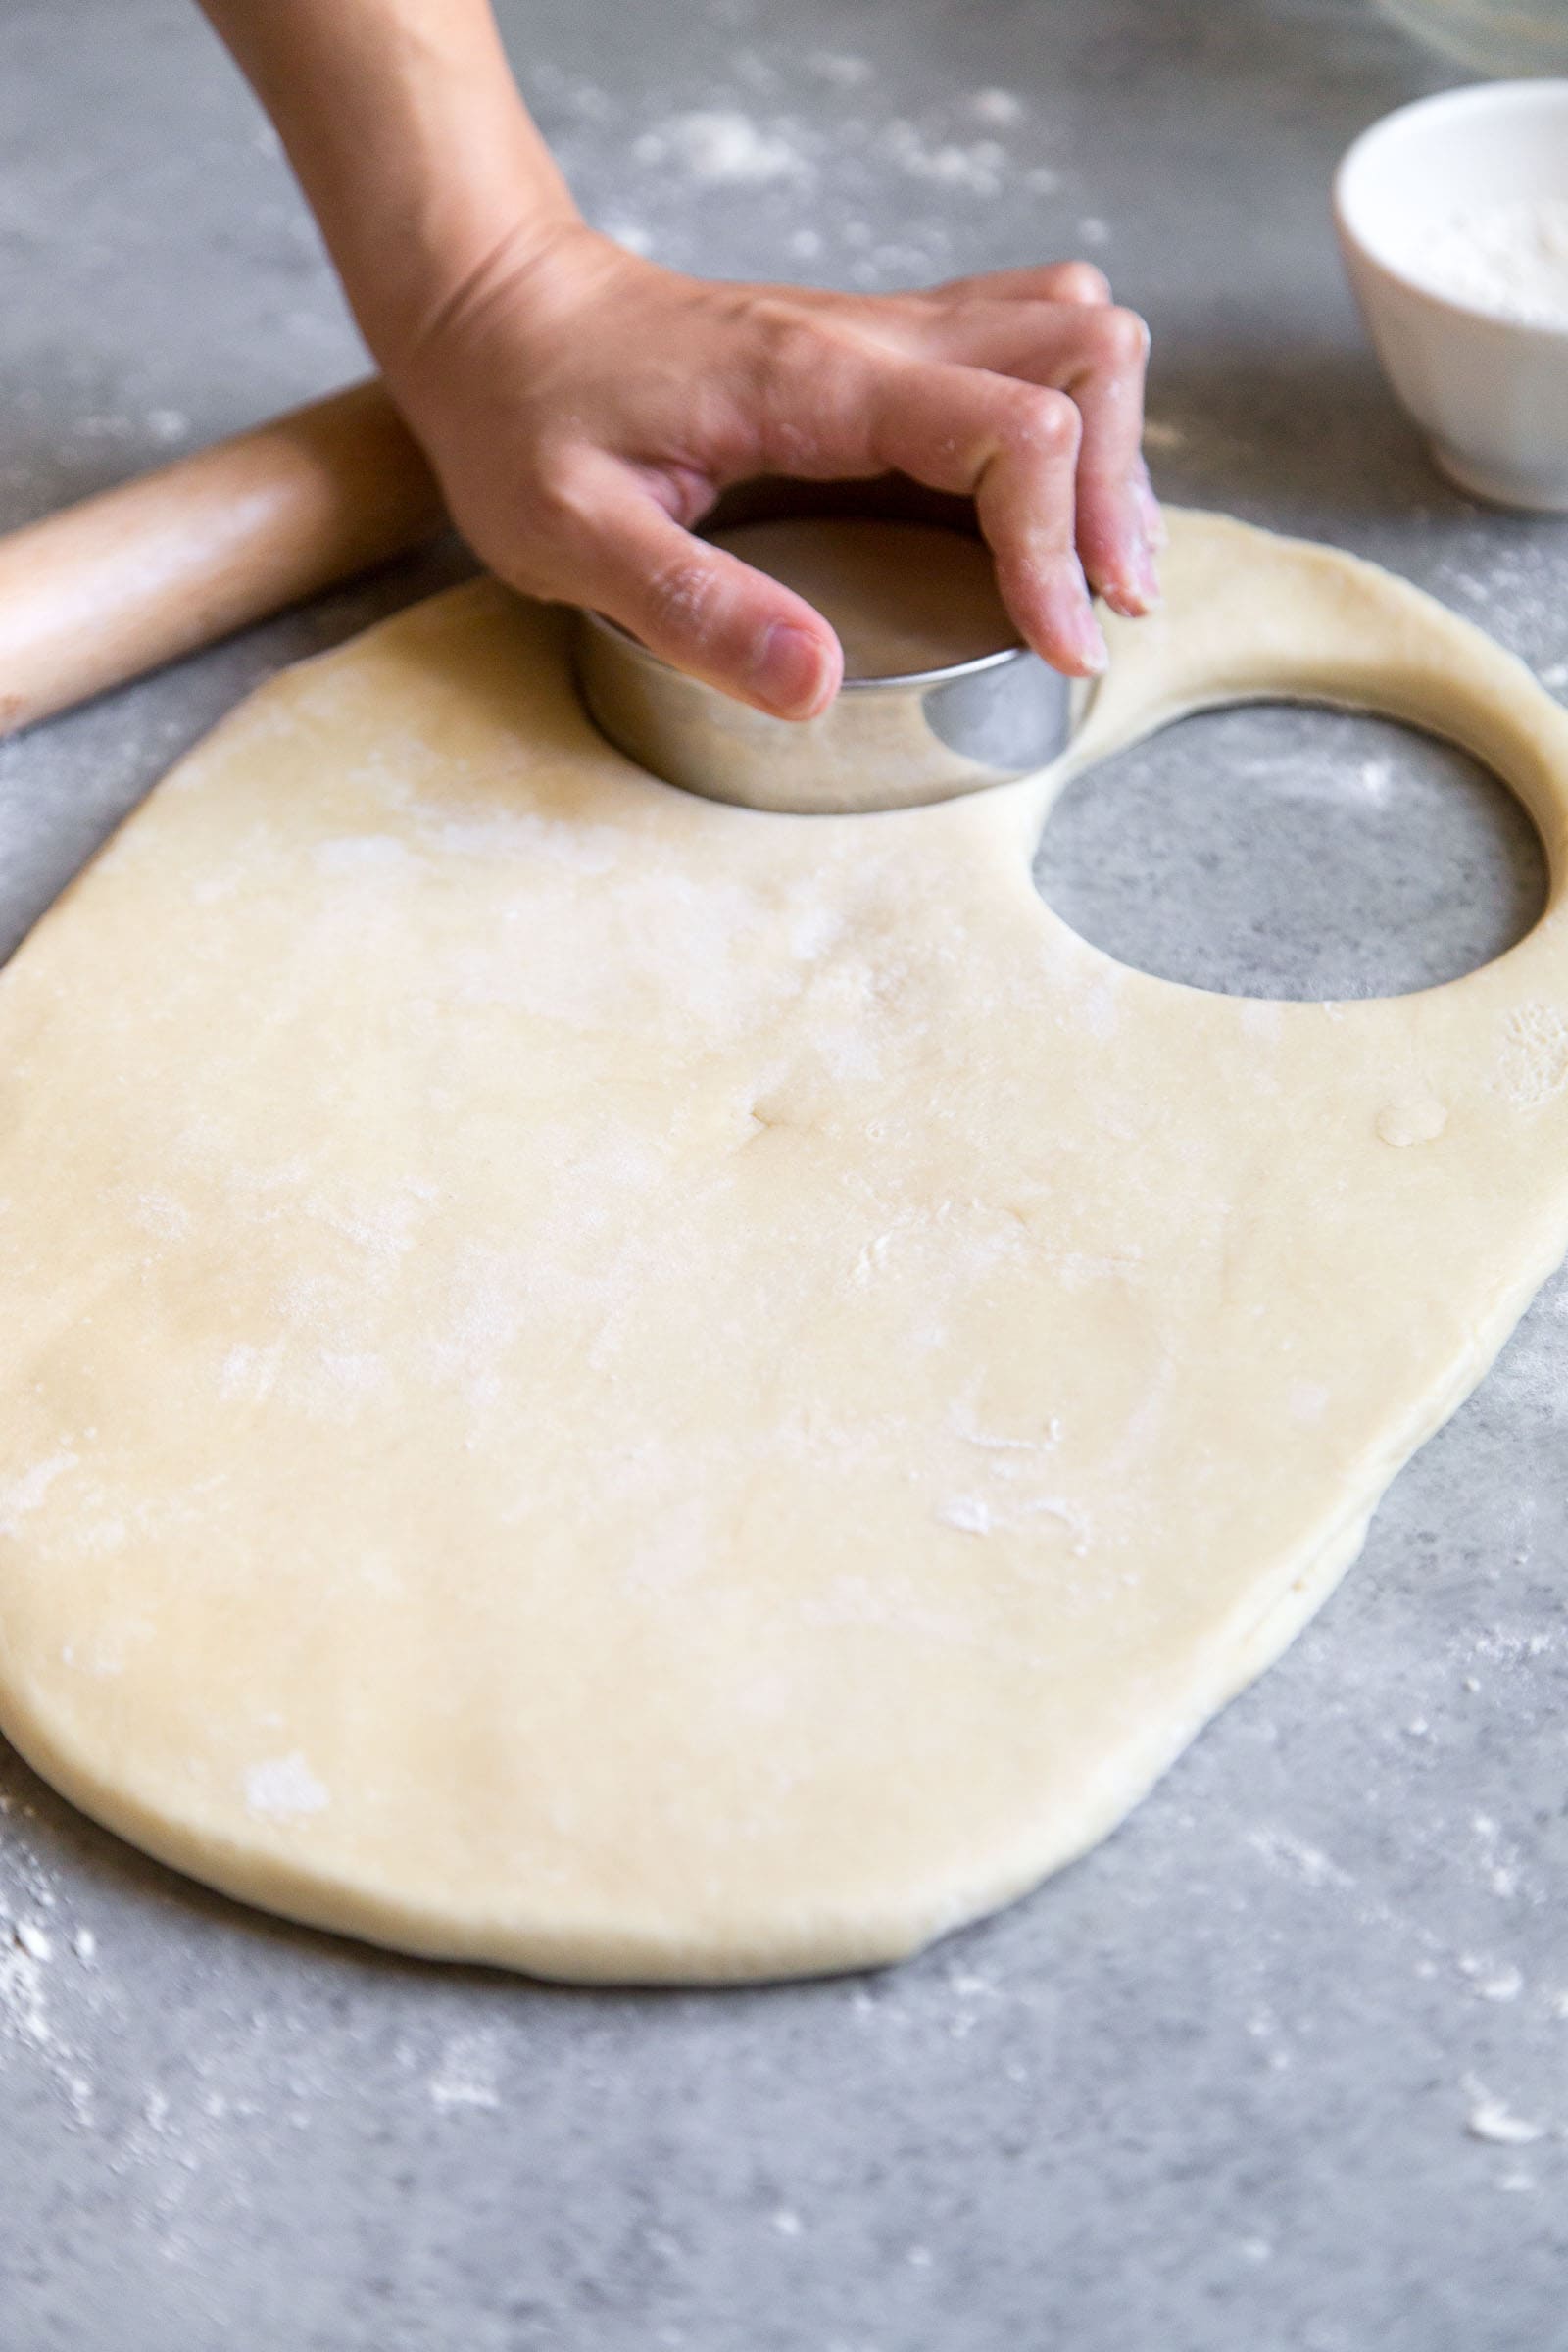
[2,5,1567,2348]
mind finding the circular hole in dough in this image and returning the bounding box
[1034,703,1546,1001]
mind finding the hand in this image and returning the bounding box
[381,222,1162,720]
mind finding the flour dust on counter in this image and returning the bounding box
[0,1782,96,2124]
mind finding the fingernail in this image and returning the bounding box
[1133,459,1170,550]
[1102,536,1162,621]
[1130,535,1163,609]
[751,622,829,718]
[1075,607,1110,674]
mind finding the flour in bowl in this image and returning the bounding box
[1400,196,1568,330]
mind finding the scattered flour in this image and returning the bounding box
[1246,1825,1354,1890]
[633,110,810,186]
[1464,2077,1548,2146]
[0,1449,78,1536]
[0,1823,97,2123]
[937,1488,1090,1550]
[1459,1955,1524,2002]
[882,121,1010,197]
[244,1753,330,1822]
[1,1932,55,2066]
[1495,1001,1568,1112]
[1470,1808,1538,1903]
[428,2031,503,2113]
[971,89,1024,126]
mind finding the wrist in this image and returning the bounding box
[355,175,589,384]
[200,0,589,392]
[370,214,648,414]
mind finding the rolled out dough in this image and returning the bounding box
[2,511,1567,1984]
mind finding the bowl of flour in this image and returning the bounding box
[1336,79,1568,510]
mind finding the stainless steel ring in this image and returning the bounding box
[571,475,1081,816]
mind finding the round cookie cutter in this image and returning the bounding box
[572,475,1087,814]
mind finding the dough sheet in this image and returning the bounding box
[2,511,1566,1982]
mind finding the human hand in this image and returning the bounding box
[382,222,1161,720]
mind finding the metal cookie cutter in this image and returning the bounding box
[572,475,1086,815]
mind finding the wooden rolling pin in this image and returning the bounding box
[0,378,447,737]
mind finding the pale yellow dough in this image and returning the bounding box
[3,510,1568,1984]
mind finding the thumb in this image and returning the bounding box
[557,468,843,720]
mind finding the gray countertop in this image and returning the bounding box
[3,4,1567,2346]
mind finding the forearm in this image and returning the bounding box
[197,0,579,366]
[196,0,1156,710]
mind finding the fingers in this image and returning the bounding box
[934,261,1112,310]
[546,458,843,719]
[463,257,1161,712]
[1054,304,1157,620]
[860,361,1108,677]
[908,295,1158,618]
[1133,450,1168,549]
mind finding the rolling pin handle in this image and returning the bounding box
[0,377,447,738]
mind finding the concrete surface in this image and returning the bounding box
[2,3,1567,2347]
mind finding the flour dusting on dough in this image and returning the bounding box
[0,1452,76,1535]
[244,1755,330,1822]
[1496,1002,1568,1111]
[1375,1094,1448,1148]
[7,518,1568,1984]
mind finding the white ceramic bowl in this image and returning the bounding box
[1334,80,1568,511]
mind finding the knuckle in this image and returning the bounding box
[749,293,834,373]
[1052,261,1112,307]
[642,553,723,648]
[747,305,871,467]
[526,447,603,537]
[746,291,802,342]
[752,293,880,400]
[1090,305,1152,369]
[1010,383,1081,458]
